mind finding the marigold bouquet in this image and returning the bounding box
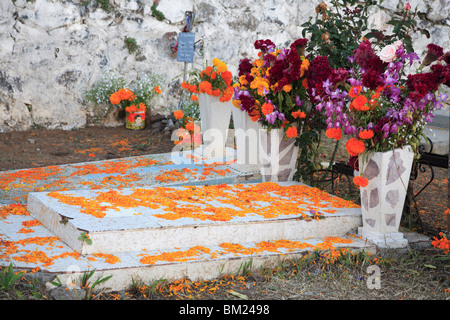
[181,58,234,102]
[109,83,162,126]
[233,38,311,139]
[110,85,162,110]
[314,40,449,161]
[110,88,137,109]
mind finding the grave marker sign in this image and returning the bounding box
[177,32,195,63]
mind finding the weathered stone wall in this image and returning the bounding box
[0,0,448,132]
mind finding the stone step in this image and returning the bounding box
[27,181,362,255]
[44,236,375,292]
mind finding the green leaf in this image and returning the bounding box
[78,232,93,245]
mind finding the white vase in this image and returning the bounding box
[232,107,263,168]
[357,145,414,249]
[258,127,299,182]
[198,93,232,158]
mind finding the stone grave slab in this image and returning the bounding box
[27,181,362,255]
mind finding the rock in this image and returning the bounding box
[163,118,175,131]
[0,95,33,132]
[150,113,167,124]
[49,286,85,300]
[157,0,194,23]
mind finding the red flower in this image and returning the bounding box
[290,38,308,57]
[261,102,274,116]
[174,110,184,120]
[348,85,362,98]
[292,111,306,119]
[238,58,253,76]
[354,40,379,71]
[326,127,342,140]
[358,129,374,140]
[350,95,369,111]
[286,126,298,139]
[423,43,444,66]
[306,56,333,100]
[353,175,368,188]
[254,39,275,52]
[362,69,384,90]
[406,73,439,100]
[345,138,365,156]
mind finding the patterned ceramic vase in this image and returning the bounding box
[357,145,414,248]
[258,126,299,182]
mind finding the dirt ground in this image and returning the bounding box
[0,124,449,302]
[0,125,175,171]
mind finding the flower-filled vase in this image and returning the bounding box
[232,107,263,168]
[357,145,414,249]
[198,93,232,158]
[125,106,146,130]
[258,126,299,182]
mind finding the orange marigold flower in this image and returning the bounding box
[431,232,449,254]
[345,137,365,156]
[353,175,369,188]
[184,122,195,132]
[118,88,135,101]
[358,129,374,140]
[187,85,198,93]
[232,99,241,109]
[174,110,184,120]
[204,66,213,74]
[282,84,292,93]
[190,94,199,101]
[350,95,369,111]
[181,81,190,89]
[369,92,380,106]
[219,86,234,102]
[221,71,233,86]
[249,109,261,122]
[110,92,121,105]
[326,127,342,140]
[348,85,362,98]
[184,122,200,134]
[239,75,248,86]
[286,126,298,139]
[154,86,162,94]
[292,111,306,119]
[261,102,274,116]
[198,81,212,93]
[302,78,308,89]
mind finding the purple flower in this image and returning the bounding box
[295,96,304,107]
[390,124,398,133]
[347,77,361,87]
[266,112,277,124]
